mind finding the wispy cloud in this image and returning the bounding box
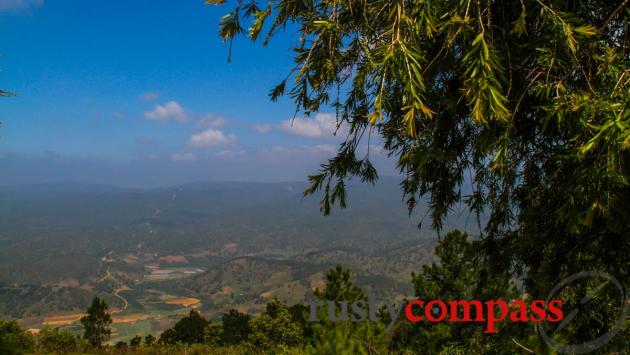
[189,128,236,147]
[139,91,160,102]
[144,101,187,122]
[197,114,226,129]
[280,113,344,138]
[215,150,245,157]
[310,144,337,154]
[252,123,272,134]
[0,0,43,13]
[264,144,337,155]
[170,153,197,162]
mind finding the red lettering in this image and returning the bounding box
[509,300,529,322]
[530,300,547,323]
[546,300,564,322]
[484,300,508,333]
[425,300,447,322]
[448,300,484,322]
[401,298,564,331]
[405,300,424,323]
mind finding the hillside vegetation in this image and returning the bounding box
[0,179,471,342]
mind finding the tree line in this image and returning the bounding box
[1,231,629,354]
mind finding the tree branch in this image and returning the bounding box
[512,338,535,354]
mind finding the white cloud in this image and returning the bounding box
[215,150,245,157]
[253,124,272,134]
[144,101,187,122]
[367,143,388,156]
[310,144,337,154]
[281,118,321,137]
[140,91,160,102]
[0,0,43,12]
[198,114,226,129]
[280,113,344,138]
[170,153,197,162]
[189,128,236,147]
[262,144,337,155]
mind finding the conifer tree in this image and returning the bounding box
[80,297,112,347]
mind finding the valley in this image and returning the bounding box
[0,178,478,343]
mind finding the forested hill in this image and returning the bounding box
[0,177,478,329]
[0,177,478,278]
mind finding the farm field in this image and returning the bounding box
[19,287,200,344]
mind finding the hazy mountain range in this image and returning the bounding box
[0,177,479,341]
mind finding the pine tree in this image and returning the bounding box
[80,297,112,347]
[159,310,209,344]
[221,309,250,345]
[144,334,156,347]
[129,335,142,347]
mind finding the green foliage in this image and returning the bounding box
[309,321,389,355]
[0,89,14,100]
[160,310,208,345]
[209,0,630,348]
[36,327,86,353]
[144,334,156,347]
[314,264,366,304]
[393,231,519,353]
[288,304,315,341]
[437,344,472,355]
[209,0,630,234]
[173,310,208,344]
[158,328,177,345]
[0,320,34,355]
[249,299,304,349]
[203,322,223,346]
[310,266,392,354]
[114,341,127,350]
[80,297,112,347]
[220,309,250,345]
[412,231,516,302]
[312,264,370,326]
[129,334,142,347]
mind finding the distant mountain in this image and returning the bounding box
[0,181,130,200]
[0,178,480,320]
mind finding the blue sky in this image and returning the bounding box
[0,0,392,187]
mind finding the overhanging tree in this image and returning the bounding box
[208,0,629,349]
